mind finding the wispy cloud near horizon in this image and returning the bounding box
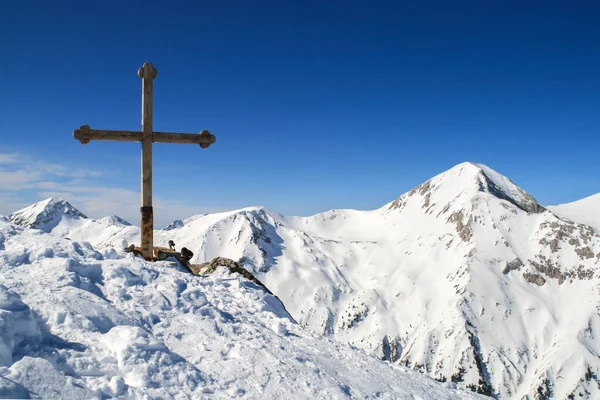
[0,152,228,227]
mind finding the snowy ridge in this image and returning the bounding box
[0,219,482,399]
[549,193,600,232]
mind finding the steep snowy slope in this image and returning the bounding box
[9,162,600,399]
[0,218,482,399]
[549,193,600,232]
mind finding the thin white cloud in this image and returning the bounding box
[0,153,103,193]
[0,169,43,188]
[38,186,224,228]
[0,193,31,216]
[0,154,22,164]
[0,152,228,227]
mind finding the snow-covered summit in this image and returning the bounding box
[386,162,544,214]
[8,197,87,232]
[96,215,132,227]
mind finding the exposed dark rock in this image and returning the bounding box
[564,266,595,281]
[451,367,467,383]
[477,170,545,214]
[419,181,432,209]
[523,272,546,286]
[163,219,184,231]
[180,247,194,262]
[388,180,434,212]
[447,211,473,242]
[380,335,402,363]
[530,256,565,284]
[192,257,273,295]
[465,321,495,396]
[575,246,594,259]
[503,258,523,274]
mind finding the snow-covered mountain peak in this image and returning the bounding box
[96,215,131,227]
[9,197,87,232]
[163,219,185,231]
[387,162,544,215]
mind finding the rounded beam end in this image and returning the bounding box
[138,62,158,79]
[73,125,91,144]
[199,130,216,149]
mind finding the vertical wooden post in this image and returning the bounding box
[138,62,157,260]
[74,61,216,262]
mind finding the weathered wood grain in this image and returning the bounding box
[140,62,156,260]
[73,126,143,143]
[153,130,216,147]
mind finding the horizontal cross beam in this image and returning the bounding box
[73,125,216,148]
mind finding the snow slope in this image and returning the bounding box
[8,162,600,399]
[549,193,600,232]
[0,218,482,399]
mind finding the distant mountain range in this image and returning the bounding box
[8,162,600,399]
[2,210,483,399]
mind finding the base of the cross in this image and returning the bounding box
[140,206,154,260]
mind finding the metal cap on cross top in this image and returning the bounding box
[72,62,216,261]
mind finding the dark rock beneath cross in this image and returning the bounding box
[180,247,194,262]
[129,245,274,296]
[190,257,273,295]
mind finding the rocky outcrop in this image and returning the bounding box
[190,257,273,294]
[503,258,523,274]
[477,168,545,214]
[164,220,184,231]
[523,272,546,286]
[447,211,473,242]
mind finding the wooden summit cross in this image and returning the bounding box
[73,62,216,261]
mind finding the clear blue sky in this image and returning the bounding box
[1,1,599,226]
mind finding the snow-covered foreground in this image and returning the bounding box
[0,218,483,399]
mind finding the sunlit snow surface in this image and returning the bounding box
[5,162,600,399]
[0,219,483,399]
[549,193,600,232]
